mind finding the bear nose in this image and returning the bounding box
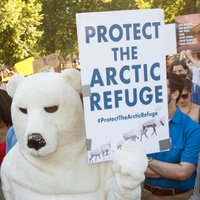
[27,133,46,150]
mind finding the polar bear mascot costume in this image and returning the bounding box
[1,69,148,200]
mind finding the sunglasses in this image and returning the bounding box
[180,93,189,99]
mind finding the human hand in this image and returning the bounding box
[180,50,186,60]
[185,49,192,58]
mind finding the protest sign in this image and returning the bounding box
[14,57,34,76]
[32,53,60,73]
[76,9,173,164]
[175,13,200,53]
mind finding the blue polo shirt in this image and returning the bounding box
[6,126,17,154]
[145,108,200,190]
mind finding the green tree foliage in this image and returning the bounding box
[179,0,200,15]
[0,0,43,67]
[40,0,78,57]
[135,0,200,23]
[108,0,137,10]
[39,0,111,58]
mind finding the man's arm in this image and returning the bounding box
[148,159,196,181]
[145,166,162,178]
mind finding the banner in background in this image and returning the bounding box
[32,53,60,73]
[175,13,200,53]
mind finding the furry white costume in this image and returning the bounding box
[1,69,148,200]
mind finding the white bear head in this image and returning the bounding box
[7,69,84,158]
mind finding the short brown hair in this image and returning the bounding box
[167,73,184,103]
[183,78,192,93]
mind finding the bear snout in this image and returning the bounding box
[27,133,46,151]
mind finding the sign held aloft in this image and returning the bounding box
[33,53,60,73]
[76,9,176,164]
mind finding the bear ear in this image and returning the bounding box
[61,69,82,93]
[6,74,24,98]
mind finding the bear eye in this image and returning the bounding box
[19,107,27,114]
[44,106,58,113]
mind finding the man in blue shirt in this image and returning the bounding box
[142,73,200,200]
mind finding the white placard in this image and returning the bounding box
[76,9,171,164]
[163,23,177,55]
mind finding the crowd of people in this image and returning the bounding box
[142,73,200,200]
[0,51,200,200]
[141,50,200,200]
